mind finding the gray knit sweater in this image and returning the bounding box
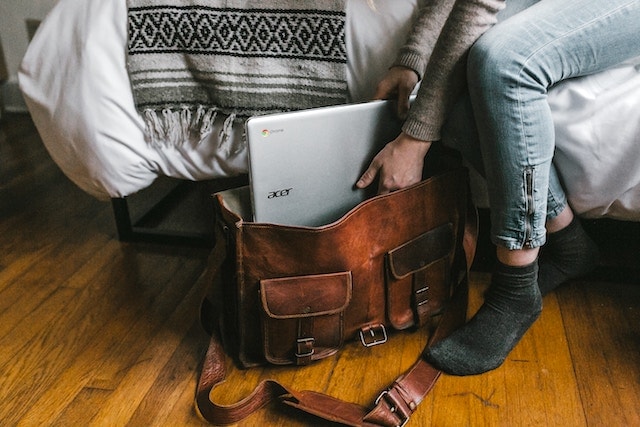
[395,0,506,142]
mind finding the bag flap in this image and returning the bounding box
[260,272,352,319]
[387,223,454,279]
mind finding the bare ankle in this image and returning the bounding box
[496,246,539,267]
[546,207,574,234]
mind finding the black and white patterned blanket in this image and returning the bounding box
[126,0,347,148]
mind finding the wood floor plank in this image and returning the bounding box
[0,286,83,422]
[0,181,111,288]
[0,242,136,424]
[0,238,120,362]
[85,262,210,425]
[557,281,640,427]
[0,229,112,338]
[17,248,207,425]
[512,293,586,426]
[126,321,208,426]
[49,386,114,427]
[83,252,207,392]
[164,382,212,427]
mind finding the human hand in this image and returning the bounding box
[373,66,419,120]
[356,132,431,194]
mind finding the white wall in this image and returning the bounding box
[0,0,59,112]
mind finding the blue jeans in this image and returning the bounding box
[444,0,640,250]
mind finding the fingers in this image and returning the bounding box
[373,67,418,119]
[397,85,412,120]
[377,172,404,195]
[377,181,393,195]
[373,80,394,101]
[356,161,380,189]
[357,158,404,195]
[373,66,411,101]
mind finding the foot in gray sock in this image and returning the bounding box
[538,217,599,296]
[426,260,542,376]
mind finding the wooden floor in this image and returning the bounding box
[1,112,639,426]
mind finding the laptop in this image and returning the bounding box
[245,99,405,227]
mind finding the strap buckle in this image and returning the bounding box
[374,390,410,427]
[295,337,315,359]
[359,324,388,347]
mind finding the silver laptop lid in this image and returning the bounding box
[245,99,404,227]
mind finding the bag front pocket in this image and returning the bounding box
[260,271,352,365]
[386,222,455,330]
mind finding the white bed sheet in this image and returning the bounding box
[18,0,640,220]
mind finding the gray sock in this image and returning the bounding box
[426,260,541,376]
[538,217,599,296]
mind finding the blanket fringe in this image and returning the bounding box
[218,112,238,155]
[142,106,223,148]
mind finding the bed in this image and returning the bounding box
[18,0,640,224]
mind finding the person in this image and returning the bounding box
[356,0,640,376]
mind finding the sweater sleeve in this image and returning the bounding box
[393,0,457,79]
[402,0,506,142]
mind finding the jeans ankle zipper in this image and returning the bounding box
[524,167,535,248]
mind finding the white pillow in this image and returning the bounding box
[346,0,421,102]
[550,58,640,220]
[19,0,248,200]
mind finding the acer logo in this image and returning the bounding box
[267,188,293,199]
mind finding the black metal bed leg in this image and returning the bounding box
[112,197,135,242]
[110,195,214,247]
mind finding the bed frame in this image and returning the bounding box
[111,175,248,247]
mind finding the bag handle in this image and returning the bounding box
[196,196,478,426]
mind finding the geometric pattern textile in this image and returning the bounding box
[127,0,347,148]
[128,7,347,62]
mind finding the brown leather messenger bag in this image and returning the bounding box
[196,165,478,426]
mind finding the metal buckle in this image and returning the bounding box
[414,285,430,306]
[374,390,410,427]
[359,324,388,347]
[295,337,315,358]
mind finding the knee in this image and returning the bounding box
[468,26,552,94]
[467,30,518,91]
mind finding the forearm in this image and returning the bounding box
[403,0,506,142]
[393,0,457,79]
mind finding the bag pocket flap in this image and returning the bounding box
[388,223,454,279]
[260,272,352,319]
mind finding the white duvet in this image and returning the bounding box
[18,0,640,220]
